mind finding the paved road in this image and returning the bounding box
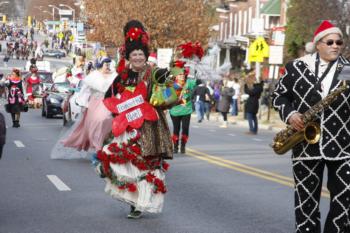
[0,106,332,233]
[0,31,333,233]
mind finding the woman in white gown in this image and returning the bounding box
[51,57,116,159]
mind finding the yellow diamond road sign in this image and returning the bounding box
[248,37,269,63]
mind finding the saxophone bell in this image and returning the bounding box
[304,122,321,144]
[271,123,320,155]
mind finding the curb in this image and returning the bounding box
[190,112,285,132]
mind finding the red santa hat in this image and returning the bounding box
[148,52,157,65]
[305,20,343,53]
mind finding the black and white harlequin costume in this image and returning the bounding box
[272,53,350,233]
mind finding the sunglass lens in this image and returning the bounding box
[326,40,334,46]
[336,40,343,46]
[326,40,343,46]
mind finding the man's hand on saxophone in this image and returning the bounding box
[288,112,304,131]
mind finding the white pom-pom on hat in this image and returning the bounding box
[305,42,315,54]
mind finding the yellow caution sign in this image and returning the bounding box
[28,16,31,27]
[248,36,269,63]
[58,32,64,39]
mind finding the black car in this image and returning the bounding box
[42,49,66,59]
[42,82,70,118]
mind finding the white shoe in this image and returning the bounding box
[219,121,228,128]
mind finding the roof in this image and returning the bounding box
[261,0,281,16]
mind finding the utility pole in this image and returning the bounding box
[255,0,261,82]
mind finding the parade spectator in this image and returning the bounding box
[230,76,241,117]
[244,72,263,134]
[212,82,221,112]
[192,79,210,123]
[272,20,350,233]
[217,79,235,128]
[205,81,214,120]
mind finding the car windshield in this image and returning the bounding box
[51,82,70,93]
[38,73,53,83]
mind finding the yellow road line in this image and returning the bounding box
[186,148,330,198]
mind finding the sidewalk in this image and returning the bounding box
[193,108,286,132]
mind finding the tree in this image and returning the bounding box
[84,0,216,51]
[285,0,349,60]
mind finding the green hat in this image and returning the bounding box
[170,67,184,77]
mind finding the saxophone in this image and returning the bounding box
[271,82,348,155]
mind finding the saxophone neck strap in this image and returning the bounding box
[314,53,337,91]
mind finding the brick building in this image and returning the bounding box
[211,0,288,73]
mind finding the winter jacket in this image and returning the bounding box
[192,84,210,102]
[217,87,235,113]
[272,53,350,160]
[245,82,263,114]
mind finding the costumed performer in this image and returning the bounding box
[93,20,183,219]
[66,54,86,87]
[170,42,204,153]
[61,56,116,152]
[25,59,42,108]
[5,69,26,128]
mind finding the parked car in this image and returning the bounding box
[62,80,83,126]
[41,82,70,118]
[42,49,66,59]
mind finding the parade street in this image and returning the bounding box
[0,108,330,233]
[1,0,349,233]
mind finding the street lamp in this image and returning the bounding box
[59,4,75,22]
[43,10,54,21]
[0,1,9,7]
[48,4,61,21]
[34,6,44,11]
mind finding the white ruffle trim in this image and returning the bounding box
[101,130,166,213]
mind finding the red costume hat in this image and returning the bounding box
[305,20,343,53]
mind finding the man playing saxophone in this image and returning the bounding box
[272,20,350,233]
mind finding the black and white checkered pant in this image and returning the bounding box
[293,159,350,233]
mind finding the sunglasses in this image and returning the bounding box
[319,39,344,46]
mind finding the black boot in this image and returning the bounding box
[173,141,179,153]
[14,121,20,128]
[12,121,16,127]
[127,205,142,219]
[180,143,186,154]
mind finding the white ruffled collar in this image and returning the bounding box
[83,70,117,93]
